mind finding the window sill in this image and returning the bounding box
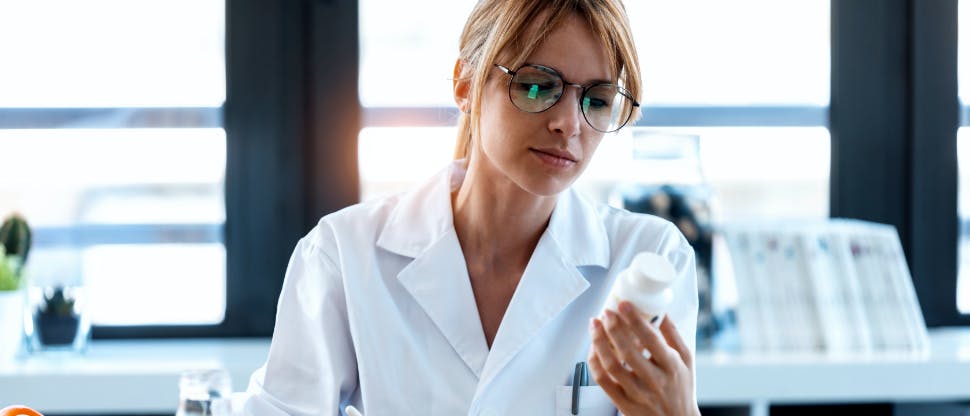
[0,338,269,414]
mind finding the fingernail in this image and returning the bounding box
[604,310,615,324]
[589,318,596,331]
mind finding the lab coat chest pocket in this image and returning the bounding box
[555,385,617,416]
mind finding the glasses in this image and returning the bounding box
[494,63,639,133]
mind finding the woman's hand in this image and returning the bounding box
[588,301,700,416]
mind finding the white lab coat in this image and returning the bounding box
[244,161,698,416]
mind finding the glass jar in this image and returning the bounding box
[177,368,234,416]
[610,131,720,349]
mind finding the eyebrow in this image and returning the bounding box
[583,77,614,85]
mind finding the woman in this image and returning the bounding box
[244,1,699,415]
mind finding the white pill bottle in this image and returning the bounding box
[602,252,678,327]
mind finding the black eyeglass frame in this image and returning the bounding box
[494,63,641,133]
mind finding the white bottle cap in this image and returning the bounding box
[621,252,677,294]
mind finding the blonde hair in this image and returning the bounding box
[453,0,642,160]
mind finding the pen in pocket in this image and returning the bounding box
[571,361,589,415]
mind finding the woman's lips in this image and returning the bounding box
[530,148,577,168]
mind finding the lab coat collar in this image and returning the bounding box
[376,160,610,383]
[376,160,610,267]
[375,160,467,258]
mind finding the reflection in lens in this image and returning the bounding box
[510,66,562,112]
[583,84,626,132]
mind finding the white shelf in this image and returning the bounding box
[695,327,970,405]
[3,329,970,413]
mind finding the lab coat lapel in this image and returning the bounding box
[377,163,489,378]
[477,188,611,389]
[395,232,489,378]
[476,231,588,390]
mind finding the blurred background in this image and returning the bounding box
[0,0,968,415]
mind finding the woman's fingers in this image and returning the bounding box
[589,317,637,388]
[587,347,637,411]
[659,315,693,369]
[591,308,698,416]
[616,301,681,371]
[600,310,663,386]
[590,303,699,416]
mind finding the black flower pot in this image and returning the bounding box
[34,312,80,345]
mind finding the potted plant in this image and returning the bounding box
[0,213,30,290]
[0,213,31,360]
[33,285,82,346]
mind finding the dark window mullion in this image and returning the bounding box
[831,0,964,326]
[224,0,311,337]
[221,0,360,337]
[909,0,963,326]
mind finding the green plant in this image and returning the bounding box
[0,213,31,291]
[0,213,31,265]
[0,248,19,291]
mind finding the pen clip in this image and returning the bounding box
[571,361,585,415]
[581,361,588,386]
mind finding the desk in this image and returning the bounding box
[3,329,970,414]
[696,328,970,415]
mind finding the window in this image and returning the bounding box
[359,1,830,346]
[0,0,226,327]
[173,0,961,339]
[358,0,830,220]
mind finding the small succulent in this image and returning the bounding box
[39,286,77,317]
[33,285,82,347]
[0,213,31,291]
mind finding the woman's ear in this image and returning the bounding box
[453,59,471,113]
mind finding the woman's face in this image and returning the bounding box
[475,13,613,197]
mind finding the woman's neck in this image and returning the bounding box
[451,158,556,269]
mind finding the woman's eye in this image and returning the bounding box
[583,96,610,111]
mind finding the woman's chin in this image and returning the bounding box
[519,175,577,198]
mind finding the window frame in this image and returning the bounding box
[0,110,227,334]
[2,0,360,338]
[12,0,963,338]
[223,0,968,337]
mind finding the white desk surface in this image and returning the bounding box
[695,327,970,405]
[3,328,970,413]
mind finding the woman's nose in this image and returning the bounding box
[547,86,584,138]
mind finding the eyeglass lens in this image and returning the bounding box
[507,65,633,132]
